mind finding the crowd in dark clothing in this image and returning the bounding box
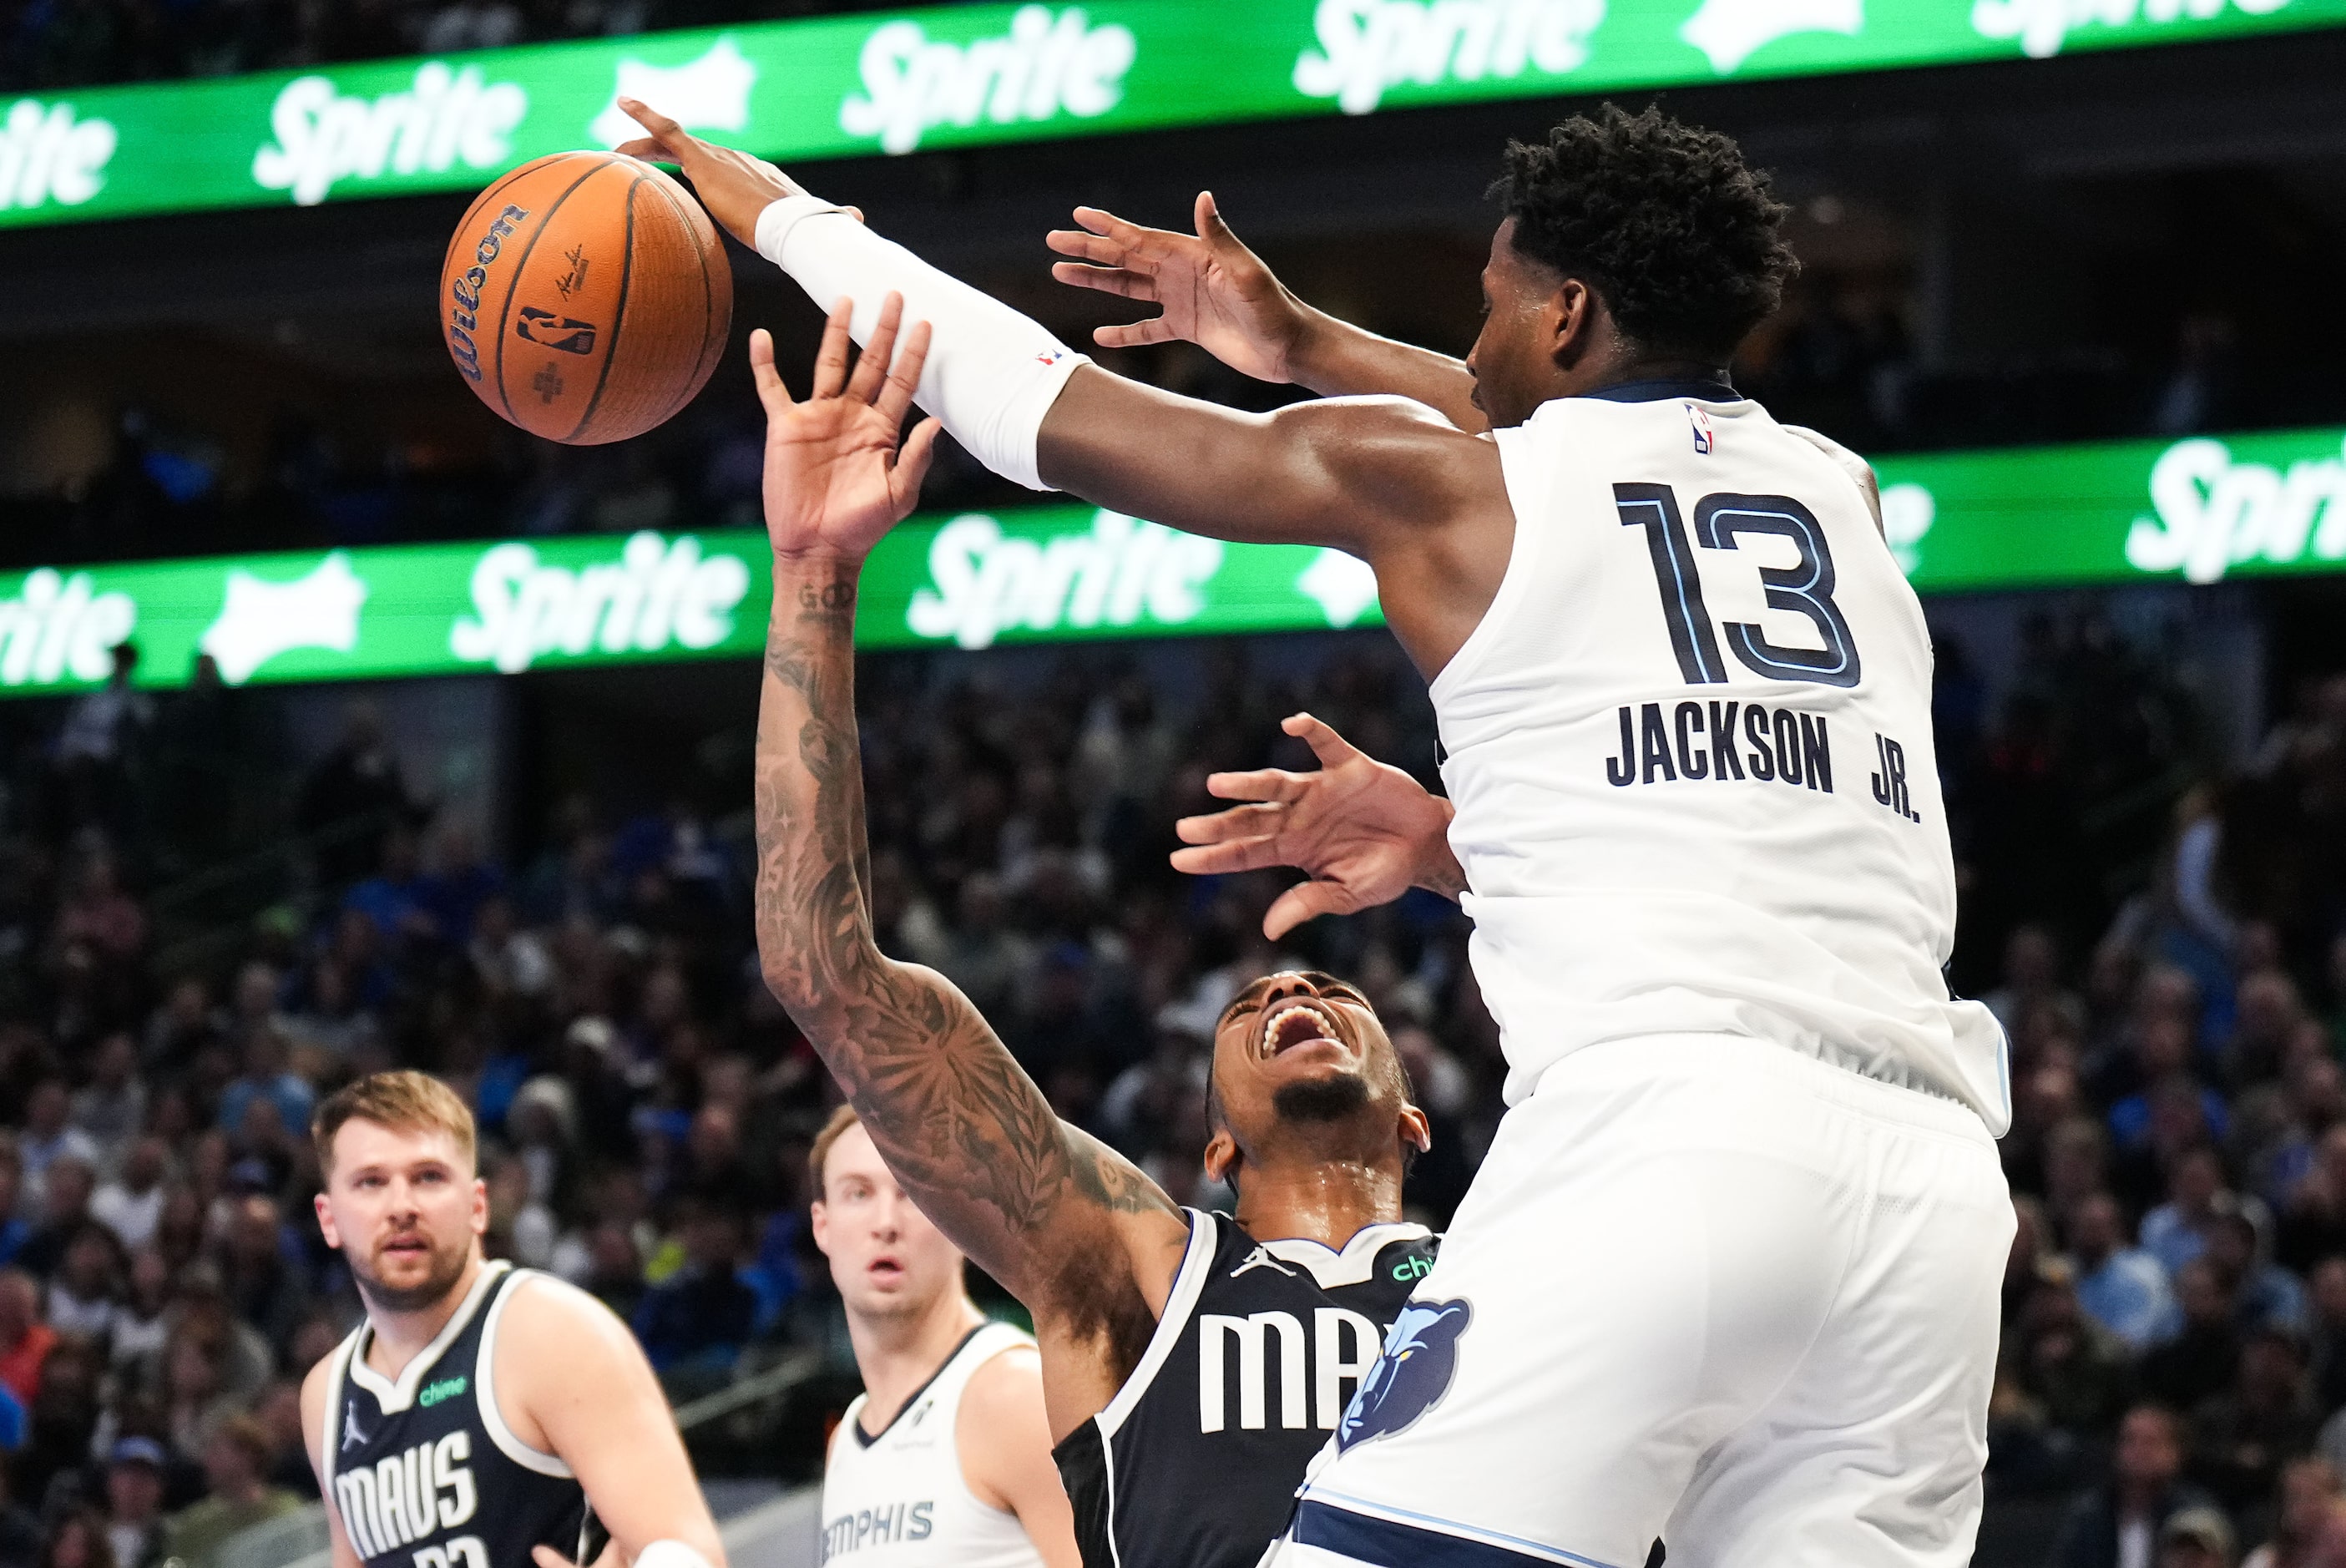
[0,0,907,92]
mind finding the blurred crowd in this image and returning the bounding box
[0,0,898,91]
[0,573,2341,1568]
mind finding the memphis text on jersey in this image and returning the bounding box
[822,1498,937,1564]
[1601,701,1924,825]
[332,1429,483,1567]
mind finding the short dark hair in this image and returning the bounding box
[1490,104,1798,362]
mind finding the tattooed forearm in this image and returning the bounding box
[752,554,1171,1301]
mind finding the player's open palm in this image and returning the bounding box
[755,293,940,563]
[1172,713,1459,939]
[1049,193,1306,382]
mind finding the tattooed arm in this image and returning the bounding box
[748,297,1188,1427]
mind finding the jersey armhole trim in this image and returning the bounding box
[1094,1209,1214,1440]
[1426,418,1547,713]
[1100,1422,1124,1568]
[319,1329,360,1496]
[478,1268,579,1479]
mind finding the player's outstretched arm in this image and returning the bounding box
[1172,714,1467,940]
[1047,195,1487,433]
[611,102,1502,575]
[745,298,1186,1334]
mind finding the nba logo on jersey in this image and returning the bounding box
[1686,402,1715,454]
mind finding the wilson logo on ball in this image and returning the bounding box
[515,307,597,356]
[446,202,528,383]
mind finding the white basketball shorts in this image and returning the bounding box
[1273,1032,2013,1568]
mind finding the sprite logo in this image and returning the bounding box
[418,1376,468,1408]
[0,569,136,690]
[0,99,117,212]
[1679,0,1861,73]
[252,62,528,206]
[840,5,1137,155]
[1971,0,2294,59]
[2123,434,2346,584]
[450,531,753,674]
[907,511,1224,650]
[1292,0,1605,114]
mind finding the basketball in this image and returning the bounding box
[439,150,732,445]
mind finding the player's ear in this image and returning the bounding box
[809,1199,832,1254]
[1202,1126,1239,1186]
[469,1176,489,1237]
[313,1189,341,1250]
[1398,1105,1431,1156]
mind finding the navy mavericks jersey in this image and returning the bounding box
[322,1262,591,1568]
[1051,1210,1437,1568]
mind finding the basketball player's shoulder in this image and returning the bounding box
[297,1318,362,1439]
[959,1332,1044,1420]
[493,1268,634,1355]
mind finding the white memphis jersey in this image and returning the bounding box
[821,1323,1045,1568]
[1435,385,2009,1133]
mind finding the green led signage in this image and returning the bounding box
[0,425,2339,698]
[2,0,2340,229]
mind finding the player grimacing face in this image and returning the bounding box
[313,1119,487,1314]
[1207,971,1429,1172]
[811,1121,968,1325]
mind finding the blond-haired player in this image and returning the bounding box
[299,1070,725,1568]
[811,1105,1077,1568]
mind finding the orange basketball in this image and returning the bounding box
[440,151,732,445]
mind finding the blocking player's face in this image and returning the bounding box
[1464,218,1585,432]
[1205,971,1429,1182]
[811,1121,967,1323]
[314,1119,485,1313]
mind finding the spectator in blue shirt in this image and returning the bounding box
[213,1029,313,1138]
[2071,1191,2181,1353]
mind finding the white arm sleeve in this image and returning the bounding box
[755,194,1088,492]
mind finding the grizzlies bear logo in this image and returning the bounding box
[1337,1297,1470,1450]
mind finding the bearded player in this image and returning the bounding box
[738,294,1438,1568]
[624,97,2012,1568]
[300,1071,726,1568]
[809,1104,1079,1568]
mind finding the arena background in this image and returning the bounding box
[4,3,2346,1565]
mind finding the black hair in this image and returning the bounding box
[1490,104,1798,363]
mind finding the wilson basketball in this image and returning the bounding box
[440,150,732,445]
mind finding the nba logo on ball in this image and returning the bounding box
[1336,1298,1470,1451]
[1687,402,1715,455]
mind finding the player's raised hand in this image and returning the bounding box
[754,293,940,563]
[613,97,803,249]
[1171,713,1463,939]
[1048,193,1309,382]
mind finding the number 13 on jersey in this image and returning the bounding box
[1615,483,1861,690]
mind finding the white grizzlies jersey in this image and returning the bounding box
[822,1322,1047,1568]
[1436,382,2009,1132]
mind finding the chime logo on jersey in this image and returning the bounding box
[332,1429,478,1558]
[1197,1308,1385,1433]
[1336,1297,1470,1450]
